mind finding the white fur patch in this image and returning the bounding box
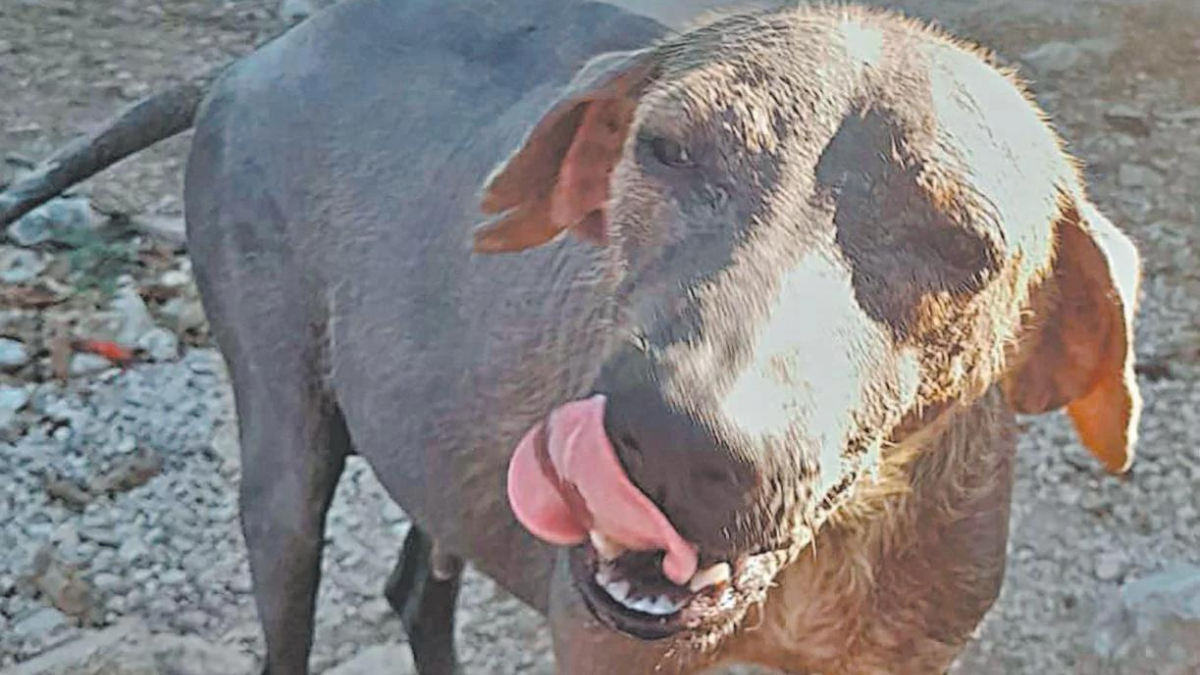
[720,253,878,465]
[840,20,884,77]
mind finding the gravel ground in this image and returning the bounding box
[0,0,1196,673]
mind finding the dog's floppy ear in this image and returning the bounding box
[472,48,658,254]
[1003,196,1142,474]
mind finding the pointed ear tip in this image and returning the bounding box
[1085,433,1136,475]
[1112,461,1134,475]
[1101,451,1135,475]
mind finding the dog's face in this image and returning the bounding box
[476,9,1141,646]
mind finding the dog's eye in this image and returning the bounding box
[644,134,694,168]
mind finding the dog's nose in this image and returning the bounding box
[593,346,756,551]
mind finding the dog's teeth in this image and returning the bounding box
[626,596,652,614]
[594,564,614,587]
[589,530,626,560]
[626,596,655,614]
[626,593,682,616]
[597,575,684,616]
[604,579,632,602]
[688,562,732,592]
[647,594,681,616]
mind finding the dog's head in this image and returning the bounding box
[475,8,1141,644]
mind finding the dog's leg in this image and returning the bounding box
[385,525,464,675]
[236,377,350,675]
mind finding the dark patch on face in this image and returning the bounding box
[816,109,1001,341]
[595,90,813,557]
[617,88,788,354]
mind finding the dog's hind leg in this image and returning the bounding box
[385,525,465,675]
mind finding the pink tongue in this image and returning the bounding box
[506,395,698,586]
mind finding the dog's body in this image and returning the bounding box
[182,1,1141,673]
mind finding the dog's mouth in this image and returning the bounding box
[569,542,784,640]
[506,395,790,641]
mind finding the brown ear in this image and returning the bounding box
[1003,197,1143,474]
[472,49,657,254]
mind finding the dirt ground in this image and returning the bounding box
[0,0,1197,673]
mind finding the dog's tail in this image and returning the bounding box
[0,64,226,228]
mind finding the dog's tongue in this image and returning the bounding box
[507,395,698,586]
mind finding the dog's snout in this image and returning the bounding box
[597,355,756,550]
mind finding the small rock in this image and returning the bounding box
[160,569,188,586]
[38,396,84,426]
[129,214,187,251]
[89,448,163,496]
[106,595,128,615]
[335,641,359,662]
[219,621,261,647]
[228,574,253,594]
[6,196,94,247]
[1096,552,1127,582]
[0,383,30,415]
[89,572,124,595]
[1118,163,1164,189]
[118,81,150,101]
[0,247,48,283]
[77,524,120,547]
[1084,564,1200,675]
[187,348,220,374]
[159,297,207,334]
[1080,490,1107,513]
[171,536,197,555]
[156,269,192,292]
[0,337,30,370]
[359,598,393,624]
[117,537,150,564]
[209,421,241,477]
[136,327,179,362]
[43,477,92,511]
[173,609,211,633]
[278,0,316,24]
[81,507,114,530]
[1179,503,1198,524]
[326,644,415,675]
[1104,104,1151,137]
[147,596,179,617]
[109,287,156,345]
[116,434,137,454]
[28,546,97,621]
[68,353,112,377]
[11,606,69,640]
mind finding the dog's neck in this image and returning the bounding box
[725,386,1019,673]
